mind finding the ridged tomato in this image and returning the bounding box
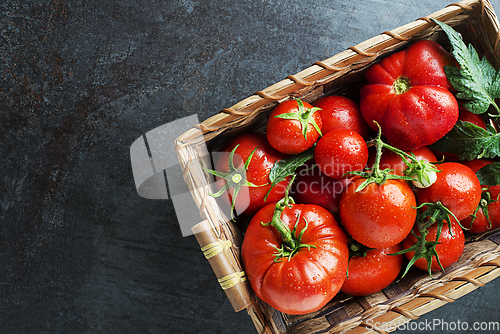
[241,202,348,315]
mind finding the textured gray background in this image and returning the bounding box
[2,0,500,333]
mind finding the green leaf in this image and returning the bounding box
[430,121,500,161]
[264,147,315,201]
[476,162,500,186]
[432,19,500,116]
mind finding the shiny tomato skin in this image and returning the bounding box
[463,158,496,175]
[459,108,487,130]
[416,162,482,222]
[291,164,352,218]
[402,219,465,272]
[341,244,403,296]
[367,146,438,176]
[360,40,459,150]
[241,203,349,315]
[314,129,368,179]
[462,194,500,234]
[339,178,417,249]
[266,100,322,155]
[312,95,370,139]
[214,132,290,216]
[462,159,500,233]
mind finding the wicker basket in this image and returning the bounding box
[175,1,500,333]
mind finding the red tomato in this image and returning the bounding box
[213,132,290,216]
[459,107,487,130]
[360,40,459,150]
[462,191,500,233]
[341,244,403,296]
[314,129,368,179]
[367,146,438,176]
[463,158,496,175]
[291,163,352,217]
[312,95,370,139]
[462,159,500,233]
[339,177,417,249]
[402,219,464,272]
[241,203,348,315]
[266,99,322,155]
[416,162,482,222]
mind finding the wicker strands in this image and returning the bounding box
[175,1,500,333]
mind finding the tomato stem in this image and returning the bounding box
[393,76,411,95]
[348,122,417,191]
[262,176,317,261]
[490,102,500,119]
[348,240,374,260]
[391,201,459,278]
[268,196,297,250]
[469,187,497,229]
[363,122,441,189]
[370,126,385,179]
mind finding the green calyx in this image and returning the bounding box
[345,241,374,278]
[348,121,440,192]
[274,98,323,140]
[348,241,374,260]
[404,154,440,188]
[393,76,411,95]
[391,201,461,278]
[203,145,265,219]
[393,227,443,278]
[469,186,500,229]
[261,177,317,262]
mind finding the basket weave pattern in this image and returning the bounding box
[175,1,500,333]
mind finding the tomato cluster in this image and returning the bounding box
[205,37,500,315]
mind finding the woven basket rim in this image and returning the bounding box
[176,0,500,145]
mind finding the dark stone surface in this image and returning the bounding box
[2,1,500,333]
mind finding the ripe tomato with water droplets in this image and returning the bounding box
[360,40,459,150]
[314,129,368,179]
[339,177,417,249]
[312,95,370,139]
[416,162,482,222]
[266,99,323,155]
[212,132,291,216]
[241,202,348,315]
[341,244,404,296]
[402,219,465,272]
[461,159,500,233]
